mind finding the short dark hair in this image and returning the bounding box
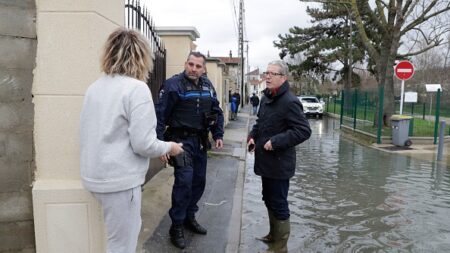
[187,51,207,65]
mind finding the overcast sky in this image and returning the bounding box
[143,0,315,71]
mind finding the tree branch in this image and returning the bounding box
[401,1,450,35]
[375,0,388,27]
[351,0,380,61]
[398,41,440,57]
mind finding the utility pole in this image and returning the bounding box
[238,0,245,107]
[245,40,250,95]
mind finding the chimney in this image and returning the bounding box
[207,50,210,57]
[229,50,232,58]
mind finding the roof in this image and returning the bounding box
[213,57,241,65]
[249,79,263,85]
[155,26,200,41]
[246,68,260,76]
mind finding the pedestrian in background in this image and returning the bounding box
[247,60,311,253]
[232,89,241,111]
[80,28,184,253]
[230,90,241,120]
[156,51,224,249]
[250,92,260,115]
[230,93,238,120]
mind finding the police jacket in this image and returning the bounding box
[156,72,224,141]
[249,81,311,179]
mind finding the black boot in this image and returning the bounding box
[169,224,186,249]
[184,217,207,235]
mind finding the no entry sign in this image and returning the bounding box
[395,61,414,81]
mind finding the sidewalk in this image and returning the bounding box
[371,142,450,165]
[138,109,251,253]
[327,112,450,164]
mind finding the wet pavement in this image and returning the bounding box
[240,117,450,253]
[141,115,248,253]
[139,108,450,253]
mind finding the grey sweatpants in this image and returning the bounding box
[93,186,142,253]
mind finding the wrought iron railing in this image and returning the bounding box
[125,0,166,101]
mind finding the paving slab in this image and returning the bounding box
[139,109,250,253]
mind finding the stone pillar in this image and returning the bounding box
[155,26,200,78]
[0,1,36,252]
[32,1,123,252]
[206,59,227,121]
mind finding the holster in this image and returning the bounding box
[169,152,192,168]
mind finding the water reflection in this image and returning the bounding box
[241,117,450,253]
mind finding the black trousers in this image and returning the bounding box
[169,136,207,225]
[261,177,290,220]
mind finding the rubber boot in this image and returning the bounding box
[256,209,275,243]
[266,218,290,253]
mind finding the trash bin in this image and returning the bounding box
[391,115,412,147]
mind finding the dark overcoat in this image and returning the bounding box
[249,81,311,179]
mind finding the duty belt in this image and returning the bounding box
[169,128,205,138]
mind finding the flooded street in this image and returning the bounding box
[240,117,450,253]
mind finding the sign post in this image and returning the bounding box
[425,84,442,115]
[395,61,415,114]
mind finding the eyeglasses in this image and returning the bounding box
[263,71,284,77]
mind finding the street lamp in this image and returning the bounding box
[300,0,353,89]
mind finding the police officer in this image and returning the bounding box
[156,51,224,249]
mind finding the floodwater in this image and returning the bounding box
[240,117,450,253]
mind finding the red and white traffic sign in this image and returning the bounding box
[395,60,414,81]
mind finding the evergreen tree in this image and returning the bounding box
[274,3,368,90]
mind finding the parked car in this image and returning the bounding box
[298,96,323,118]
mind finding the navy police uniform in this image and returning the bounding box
[156,72,224,225]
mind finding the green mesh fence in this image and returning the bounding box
[325,88,450,139]
[394,91,450,138]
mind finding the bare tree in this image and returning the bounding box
[349,0,450,125]
[298,0,450,124]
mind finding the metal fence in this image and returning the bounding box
[394,89,450,143]
[329,88,383,137]
[325,88,449,144]
[125,0,166,101]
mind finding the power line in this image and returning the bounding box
[229,0,239,40]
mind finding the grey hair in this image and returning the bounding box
[267,60,288,76]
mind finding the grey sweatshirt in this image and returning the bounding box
[80,75,171,193]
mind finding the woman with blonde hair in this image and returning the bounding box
[80,28,183,253]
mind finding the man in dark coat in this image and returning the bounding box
[247,60,311,253]
[250,92,260,115]
[232,90,241,109]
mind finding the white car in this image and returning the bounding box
[298,96,323,118]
